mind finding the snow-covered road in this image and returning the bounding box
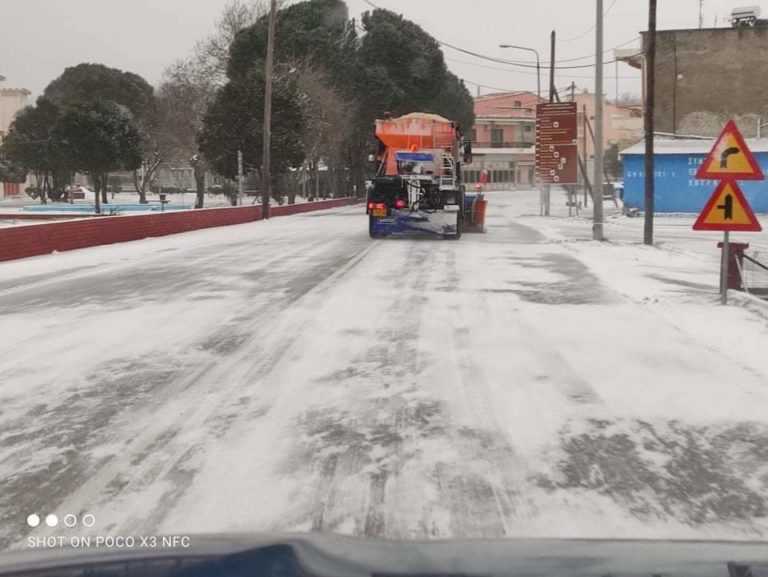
[2,190,768,549]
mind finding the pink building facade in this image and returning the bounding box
[465,91,545,189]
[570,92,643,160]
[466,90,643,189]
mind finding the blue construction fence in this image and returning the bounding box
[622,151,768,213]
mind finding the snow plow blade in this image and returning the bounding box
[463,193,488,233]
[369,209,460,238]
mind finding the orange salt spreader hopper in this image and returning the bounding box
[375,112,460,176]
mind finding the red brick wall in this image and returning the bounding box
[0,198,359,263]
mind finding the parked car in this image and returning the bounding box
[612,180,625,200]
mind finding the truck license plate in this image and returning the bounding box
[372,208,387,217]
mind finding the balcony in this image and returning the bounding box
[473,141,535,149]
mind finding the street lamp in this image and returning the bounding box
[499,43,541,100]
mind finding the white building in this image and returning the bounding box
[0,74,32,197]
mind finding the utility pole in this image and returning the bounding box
[261,0,277,219]
[699,0,704,29]
[237,149,244,206]
[644,0,657,245]
[549,31,556,102]
[593,0,604,240]
[583,104,589,208]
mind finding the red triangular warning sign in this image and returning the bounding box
[693,180,762,232]
[695,120,764,181]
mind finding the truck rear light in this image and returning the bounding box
[367,202,375,210]
[395,199,406,209]
[375,203,386,210]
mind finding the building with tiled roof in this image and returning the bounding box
[464,91,545,189]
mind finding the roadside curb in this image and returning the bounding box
[0,198,361,263]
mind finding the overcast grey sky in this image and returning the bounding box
[0,0,744,100]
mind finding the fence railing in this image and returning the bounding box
[472,141,535,149]
[742,251,768,299]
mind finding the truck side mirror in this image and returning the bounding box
[463,142,473,165]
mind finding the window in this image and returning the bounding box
[491,128,504,148]
[514,100,522,107]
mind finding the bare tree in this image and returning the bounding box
[296,64,354,201]
[154,0,266,208]
[193,0,268,86]
[614,92,642,107]
[133,145,162,204]
[156,61,218,208]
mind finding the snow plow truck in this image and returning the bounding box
[367,112,474,239]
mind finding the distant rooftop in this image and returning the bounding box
[614,48,644,69]
[1,87,31,95]
[621,137,768,155]
[475,91,538,102]
[474,91,543,119]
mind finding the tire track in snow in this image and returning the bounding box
[283,240,440,537]
[1,225,375,550]
[420,246,539,537]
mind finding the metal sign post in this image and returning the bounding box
[693,120,764,305]
[720,231,730,304]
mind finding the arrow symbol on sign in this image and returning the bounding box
[717,193,734,220]
[720,147,740,168]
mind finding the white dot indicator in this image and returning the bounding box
[27,514,40,528]
[64,514,77,528]
[45,514,58,528]
[82,514,96,528]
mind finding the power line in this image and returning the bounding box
[443,39,642,70]
[445,57,639,80]
[360,0,641,70]
[501,36,641,66]
[446,57,543,76]
[463,79,528,94]
[560,0,620,42]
